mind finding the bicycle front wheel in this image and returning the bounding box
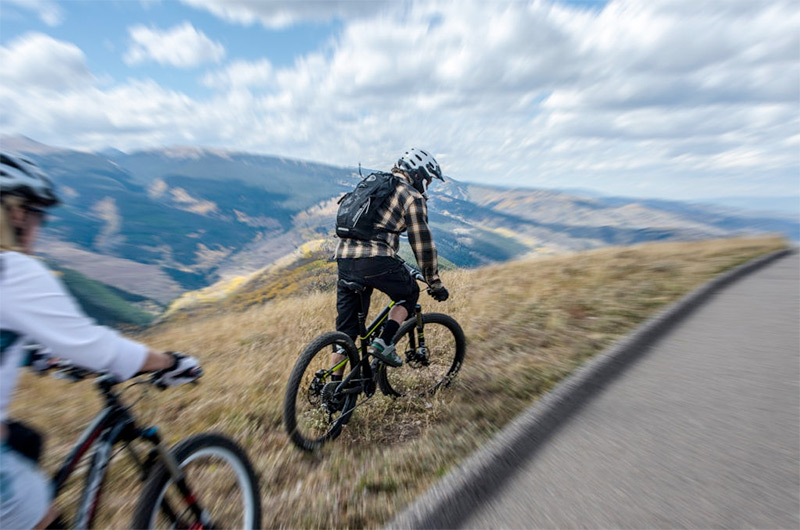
[131,433,261,529]
[378,312,466,397]
[283,331,360,451]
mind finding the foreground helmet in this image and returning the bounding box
[397,148,443,182]
[0,153,59,207]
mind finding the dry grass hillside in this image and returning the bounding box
[10,236,788,528]
[161,240,458,322]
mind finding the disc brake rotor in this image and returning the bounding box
[405,347,430,368]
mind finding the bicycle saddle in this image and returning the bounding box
[338,279,367,293]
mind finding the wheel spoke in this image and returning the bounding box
[380,313,465,397]
[133,435,260,530]
[284,332,359,451]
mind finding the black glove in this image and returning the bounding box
[428,284,449,302]
[23,344,55,374]
[153,352,202,388]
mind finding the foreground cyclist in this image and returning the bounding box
[0,153,201,529]
[333,148,450,373]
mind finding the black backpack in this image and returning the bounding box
[336,172,397,240]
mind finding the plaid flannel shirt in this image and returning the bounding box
[335,171,441,286]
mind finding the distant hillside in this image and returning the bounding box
[6,136,797,311]
[109,148,350,210]
[691,196,800,219]
[160,239,458,322]
[50,263,159,329]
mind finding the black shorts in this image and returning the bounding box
[335,256,420,340]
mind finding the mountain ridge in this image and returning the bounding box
[5,136,796,309]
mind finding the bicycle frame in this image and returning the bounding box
[49,375,134,528]
[48,373,206,528]
[331,285,427,398]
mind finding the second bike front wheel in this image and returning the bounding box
[131,433,262,529]
[378,312,466,398]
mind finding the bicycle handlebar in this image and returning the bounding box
[31,354,120,385]
[401,259,448,300]
[24,346,183,389]
[402,262,427,284]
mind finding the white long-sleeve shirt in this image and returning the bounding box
[0,251,148,422]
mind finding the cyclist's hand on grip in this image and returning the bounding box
[428,283,449,302]
[154,352,202,388]
[23,344,57,374]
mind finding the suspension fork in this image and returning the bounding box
[141,428,212,527]
[412,304,425,350]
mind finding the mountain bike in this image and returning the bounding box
[283,263,466,452]
[23,354,262,529]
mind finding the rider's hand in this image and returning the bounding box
[30,352,58,374]
[428,283,450,302]
[153,352,202,388]
[22,344,57,374]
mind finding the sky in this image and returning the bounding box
[0,0,798,202]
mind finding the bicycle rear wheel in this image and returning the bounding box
[283,331,360,451]
[131,433,261,529]
[378,312,466,397]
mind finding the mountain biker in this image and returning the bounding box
[0,153,202,529]
[333,148,449,372]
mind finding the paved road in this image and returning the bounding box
[461,252,800,529]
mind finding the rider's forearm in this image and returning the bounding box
[405,197,441,284]
[2,253,148,380]
[139,350,175,372]
[408,229,441,285]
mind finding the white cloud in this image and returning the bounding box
[178,0,395,29]
[1,0,798,200]
[4,0,64,26]
[0,32,92,90]
[124,22,226,68]
[202,59,275,91]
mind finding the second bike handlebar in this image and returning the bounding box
[24,345,199,390]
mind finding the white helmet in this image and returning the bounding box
[0,153,59,207]
[397,148,443,183]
